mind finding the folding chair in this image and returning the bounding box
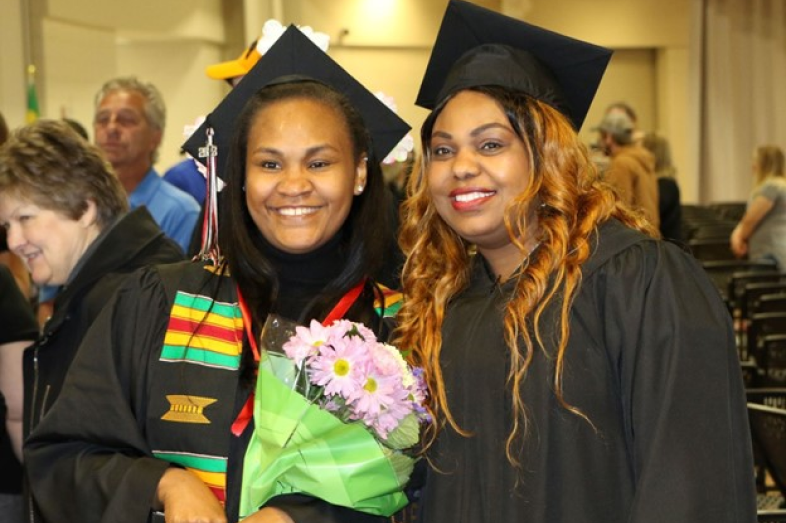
[759,510,786,522]
[709,201,747,221]
[688,222,736,241]
[744,284,786,323]
[748,403,786,514]
[733,277,786,355]
[687,238,735,262]
[730,273,786,315]
[748,388,786,410]
[748,389,786,502]
[758,295,786,315]
[758,335,786,388]
[743,361,762,387]
[702,260,778,304]
[749,314,786,374]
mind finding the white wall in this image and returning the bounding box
[0,0,30,129]
[46,0,225,43]
[41,18,115,138]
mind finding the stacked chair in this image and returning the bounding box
[747,389,786,520]
[684,203,786,520]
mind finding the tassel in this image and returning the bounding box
[196,127,222,265]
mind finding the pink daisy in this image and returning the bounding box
[309,335,368,398]
[283,319,330,364]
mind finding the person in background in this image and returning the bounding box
[162,117,207,207]
[24,26,412,523]
[0,113,36,523]
[93,77,200,253]
[0,119,184,522]
[0,266,37,523]
[595,111,660,230]
[395,1,756,522]
[642,131,682,242]
[605,101,645,144]
[731,145,786,269]
[0,112,31,299]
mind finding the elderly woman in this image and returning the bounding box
[0,120,184,452]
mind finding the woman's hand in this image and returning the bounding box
[730,225,747,258]
[156,468,227,523]
[242,507,295,523]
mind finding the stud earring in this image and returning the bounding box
[356,184,365,194]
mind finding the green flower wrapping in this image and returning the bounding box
[239,361,413,518]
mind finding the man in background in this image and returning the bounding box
[94,77,200,253]
[596,111,660,230]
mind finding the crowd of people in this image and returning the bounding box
[0,1,769,522]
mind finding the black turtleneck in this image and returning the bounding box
[257,232,348,323]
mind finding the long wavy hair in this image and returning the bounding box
[395,86,656,467]
[219,80,391,329]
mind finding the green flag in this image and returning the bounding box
[26,65,39,123]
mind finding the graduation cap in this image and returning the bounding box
[415,0,612,130]
[183,24,411,180]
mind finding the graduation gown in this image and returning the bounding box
[420,219,757,523]
[24,259,397,523]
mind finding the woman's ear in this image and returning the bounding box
[354,155,369,196]
[78,200,99,229]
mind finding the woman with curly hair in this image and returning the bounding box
[394,2,757,523]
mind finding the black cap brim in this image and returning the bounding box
[415,0,612,130]
[183,25,411,180]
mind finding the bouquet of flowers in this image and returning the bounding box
[240,317,428,518]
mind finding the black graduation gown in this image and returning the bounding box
[420,219,757,523]
[24,260,394,523]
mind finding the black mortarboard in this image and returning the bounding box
[183,24,411,180]
[415,0,612,130]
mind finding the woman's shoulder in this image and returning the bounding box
[109,260,233,307]
[755,176,786,198]
[581,220,657,277]
[148,260,236,303]
[583,219,700,285]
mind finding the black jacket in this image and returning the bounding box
[23,207,184,438]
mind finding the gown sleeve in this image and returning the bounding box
[597,239,757,522]
[24,268,173,523]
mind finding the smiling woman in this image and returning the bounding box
[394,2,758,522]
[426,90,538,276]
[243,94,367,255]
[0,118,184,522]
[23,25,414,523]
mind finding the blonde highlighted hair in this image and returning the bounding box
[754,145,785,186]
[395,87,656,467]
